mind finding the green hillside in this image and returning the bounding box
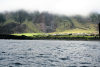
[0,10,99,34]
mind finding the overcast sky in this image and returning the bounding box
[0,0,100,16]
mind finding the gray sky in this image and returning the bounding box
[0,0,100,16]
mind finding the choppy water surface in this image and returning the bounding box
[0,40,100,67]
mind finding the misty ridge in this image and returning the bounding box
[0,10,100,34]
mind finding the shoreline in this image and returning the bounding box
[0,34,100,41]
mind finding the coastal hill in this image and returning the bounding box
[0,10,99,34]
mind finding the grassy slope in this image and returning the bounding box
[54,18,98,34]
[23,21,41,33]
[12,23,98,36]
[3,17,98,36]
[12,33,45,36]
[54,28,98,34]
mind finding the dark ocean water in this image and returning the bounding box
[0,40,100,67]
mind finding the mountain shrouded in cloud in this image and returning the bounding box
[0,10,99,34]
[0,0,100,34]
